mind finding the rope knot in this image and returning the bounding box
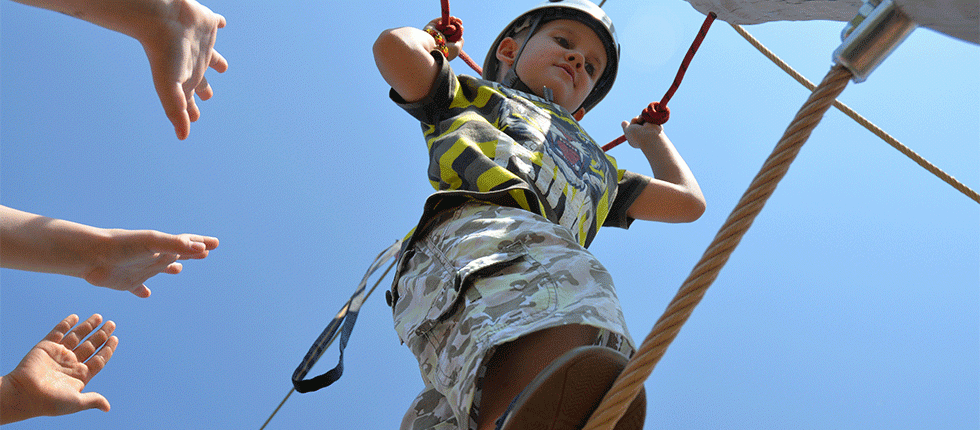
[435,16,464,42]
[641,102,670,125]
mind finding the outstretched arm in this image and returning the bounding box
[11,0,228,140]
[0,314,118,424]
[622,120,706,223]
[0,205,218,297]
[373,19,460,103]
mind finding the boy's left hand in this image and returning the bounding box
[621,118,666,149]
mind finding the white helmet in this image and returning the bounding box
[482,0,620,114]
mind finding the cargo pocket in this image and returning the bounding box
[413,242,527,336]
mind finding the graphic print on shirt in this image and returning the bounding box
[494,94,618,239]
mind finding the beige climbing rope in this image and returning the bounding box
[731,23,980,204]
[583,64,854,430]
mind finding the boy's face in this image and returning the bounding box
[496,19,607,116]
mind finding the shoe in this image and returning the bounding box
[495,345,646,430]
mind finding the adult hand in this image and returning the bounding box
[0,315,118,424]
[141,0,228,140]
[0,206,219,297]
[85,229,220,298]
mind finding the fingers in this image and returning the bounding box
[130,285,152,298]
[195,76,214,101]
[60,314,104,351]
[84,334,118,382]
[77,391,112,413]
[191,234,220,250]
[164,262,183,274]
[210,49,228,74]
[175,233,219,259]
[44,314,80,343]
[159,81,191,140]
[143,231,218,255]
[72,320,116,364]
[187,95,201,123]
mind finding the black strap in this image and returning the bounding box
[291,240,402,393]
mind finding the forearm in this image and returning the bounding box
[0,205,107,278]
[374,26,443,103]
[626,128,706,223]
[11,0,174,41]
[637,135,701,195]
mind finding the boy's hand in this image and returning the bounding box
[424,17,463,61]
[622,118,666,149]
[0,315,118,425]
[84,229,220,298]
[141,0,228,140]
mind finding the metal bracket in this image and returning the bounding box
[833,0,917,83]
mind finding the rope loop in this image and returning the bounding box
[641,102,670,125]
[435,16,464,43]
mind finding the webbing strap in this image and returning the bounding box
[290,240,402,393]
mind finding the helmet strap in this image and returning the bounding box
[499,11,589,115]
[501,13,544,95]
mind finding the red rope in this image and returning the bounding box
[433,1,714,152]
[435,0,483,75]
[601,12,716,152]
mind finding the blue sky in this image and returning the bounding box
[1,0,977,429]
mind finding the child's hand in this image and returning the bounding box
[424,17,463,61]
[621,118,667,149]
[83,229,219,298]
[0,315,117,424]
[140,0,228,140]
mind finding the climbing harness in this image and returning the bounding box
[259,240,400,430]
[289,240,402,394]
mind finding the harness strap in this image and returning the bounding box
[290,240,402,393]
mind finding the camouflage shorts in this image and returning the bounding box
[391,202,635,429]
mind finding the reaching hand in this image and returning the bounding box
[84,229,220,298]
[141,0,228,140]
[0,315,118,425]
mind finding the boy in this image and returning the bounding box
[373,1,705,429]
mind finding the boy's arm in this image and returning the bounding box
[11,0,228,140]
[0,205,218,297]
[373,23,459,103]
[622,121,706,223]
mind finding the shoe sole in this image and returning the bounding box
[498,345,646,430]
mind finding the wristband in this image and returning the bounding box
[424,26,450,57]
